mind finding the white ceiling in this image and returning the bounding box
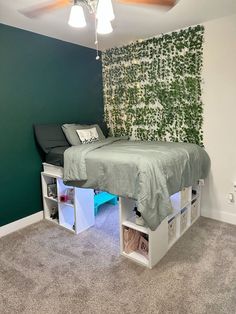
[0,0,236,51]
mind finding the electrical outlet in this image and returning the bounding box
[228,193,234,204]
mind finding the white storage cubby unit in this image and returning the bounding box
[120,197,168,268]
[41,162,202,268]
[41,164,95,234]
[119,184,202,268]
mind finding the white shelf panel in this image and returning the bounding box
[168,237,178,249]
[59,201,74,208]
[191,215,200,225]
[169,195,193,221]
[45,217,59,225]
[182,201,190,209]
[180,227,188,236]
[122,251,149,267]
[41,172,62,179]
[44,195,58,202]
[122,218,149,234]
[191,194,200,202]
[43,163,63,177]
[170,201,190,216]
[60,222,75,233]
[168,209,180,222]
[168,203,189,221]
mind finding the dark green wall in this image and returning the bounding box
[0,24,104,227]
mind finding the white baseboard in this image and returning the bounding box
[0,211,43,238]
[201,208,236,225]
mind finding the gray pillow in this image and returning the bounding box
[62,124,105,146]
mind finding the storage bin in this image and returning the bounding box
[191,198,199,223]
[180,208,188,234]
[181,187,191,208]
[168,216,177,244]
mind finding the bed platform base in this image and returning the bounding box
[41,163,201,268]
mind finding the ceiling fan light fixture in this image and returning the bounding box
[96,0,115,22]
[68,4,86,28]
[97,18,113,35]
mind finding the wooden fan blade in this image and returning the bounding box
[118,0,176,7]
[19,0,71,18]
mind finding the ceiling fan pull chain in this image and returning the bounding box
[94,11,100,60]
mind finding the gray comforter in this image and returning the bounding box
[63,138,210,230]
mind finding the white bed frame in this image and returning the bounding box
[41,163,202,269]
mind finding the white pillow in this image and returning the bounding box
[76,127,99,144]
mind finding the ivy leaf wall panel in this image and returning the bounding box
[102,25,204,146]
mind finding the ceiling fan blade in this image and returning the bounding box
[19,0,71,18]
[117,0,176,7]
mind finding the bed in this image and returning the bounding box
[34,123,210,231]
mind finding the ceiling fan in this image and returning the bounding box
[19,0,177,59]
[20,0,177,19]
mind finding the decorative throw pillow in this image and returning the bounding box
[76,127,99,144]
[62,123,105,146]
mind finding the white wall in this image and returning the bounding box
[201,14,236,224]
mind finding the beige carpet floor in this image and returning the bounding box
[0,204,235,314]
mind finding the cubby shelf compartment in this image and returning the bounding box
[122,250,149,267]
[59,201,74,208]
[43,196,58,222]
[119,197,168,269]
[122,218,148,235]
[122,224,149,266]
[170,187,192,211]
[119,184,202,268]
[41,171,95,234]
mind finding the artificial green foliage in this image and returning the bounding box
[102,25,204,145]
